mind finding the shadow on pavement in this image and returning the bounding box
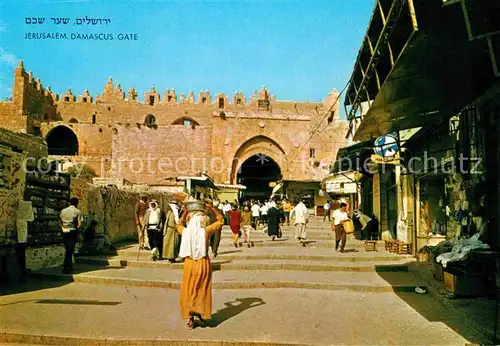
[376,261,494,345]
[36,299,121,306]
[217,250,242,255]
[209,297,266,327]
[0,247,119,296]
[0,298,122,307]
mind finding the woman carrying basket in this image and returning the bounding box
[332,202,351,253]
[176,199,224,329]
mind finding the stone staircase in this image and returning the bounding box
[2,217,477,346]
[31,217,423,293]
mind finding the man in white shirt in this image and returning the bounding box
[332,202,349,253]
[143,200,163,261]
[60,197,83,273]
[223,201,232,225]
[323,201,331,222]
[290,199,309,246]
[260,202,268,224]
[251,202,260,227]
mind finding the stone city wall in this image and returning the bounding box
[71,180,174,242]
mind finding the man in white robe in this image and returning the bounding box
[290,199,309,245]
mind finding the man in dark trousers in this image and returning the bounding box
[207,199,223,258]
[266,201,280,241]
[59,197,83,274]
[332,202,350,253]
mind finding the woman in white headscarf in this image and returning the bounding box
[177,200,223,329]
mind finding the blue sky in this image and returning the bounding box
[0,0,374,115]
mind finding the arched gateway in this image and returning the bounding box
[230,135,287,199]
[45,125,79,155]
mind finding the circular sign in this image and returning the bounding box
[374,134,399,157]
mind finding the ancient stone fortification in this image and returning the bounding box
[0,61,349,185]
[72,178,173,242]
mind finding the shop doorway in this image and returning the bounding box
[237,154,281,201]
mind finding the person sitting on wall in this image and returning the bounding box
[80,220,115,254]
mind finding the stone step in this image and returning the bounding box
[220,233,376,241]
[216,240,385,249]
[30,265,424,293]
[115,239,386,253]
[112,248,410,263]
[0,333,312,346]
[76,256,413,272]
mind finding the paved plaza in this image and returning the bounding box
[0,218,487,345]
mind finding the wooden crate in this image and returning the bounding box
[444,271,487,297]
[384,240,390,251]
[390,240,400,253]
[365,240,377,252]
[398,242,412,255]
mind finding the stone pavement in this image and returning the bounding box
[1,283,472,345]
[0,217,485,345]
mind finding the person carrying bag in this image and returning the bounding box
[332,202,350,253]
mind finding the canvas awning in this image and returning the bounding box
[215,183,247,190]
[344,0,500,142]
[176,175,219,190]
[330,141,374,176]
[271,182,283,195]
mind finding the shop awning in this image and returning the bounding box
[330,141,374,176]
[271,182,283,195]
[215,183,247,190]
[344,0,500,142]
[176,175,219,190]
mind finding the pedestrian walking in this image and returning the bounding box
[251,201,260,227]
[177,200,224,329]
[228,204,242,248]
[323,201,331,222]
[333,202,350,253]
[134,195,150,250]
[260,202,268,225]
[163,201,181,263]
[60,197,83,274]
[208,199,223,258]
[290,199,309,246]
[240,206,254,247]
[266,202,280,241]
[143,200,163,261]
[283,199,292,226]
[223,201,232,225]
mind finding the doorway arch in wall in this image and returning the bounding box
[45,125,79,155]
[230,135,287,185]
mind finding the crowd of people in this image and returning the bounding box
[60,193,377,330]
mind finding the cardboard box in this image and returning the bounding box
[444,271,486,297]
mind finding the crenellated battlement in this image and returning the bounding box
[3,60,342,137]
[52,77,322,111]
[7,61,339,118]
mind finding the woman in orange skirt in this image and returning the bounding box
[177,200,223,329]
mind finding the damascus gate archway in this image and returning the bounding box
[230,136,287,200]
